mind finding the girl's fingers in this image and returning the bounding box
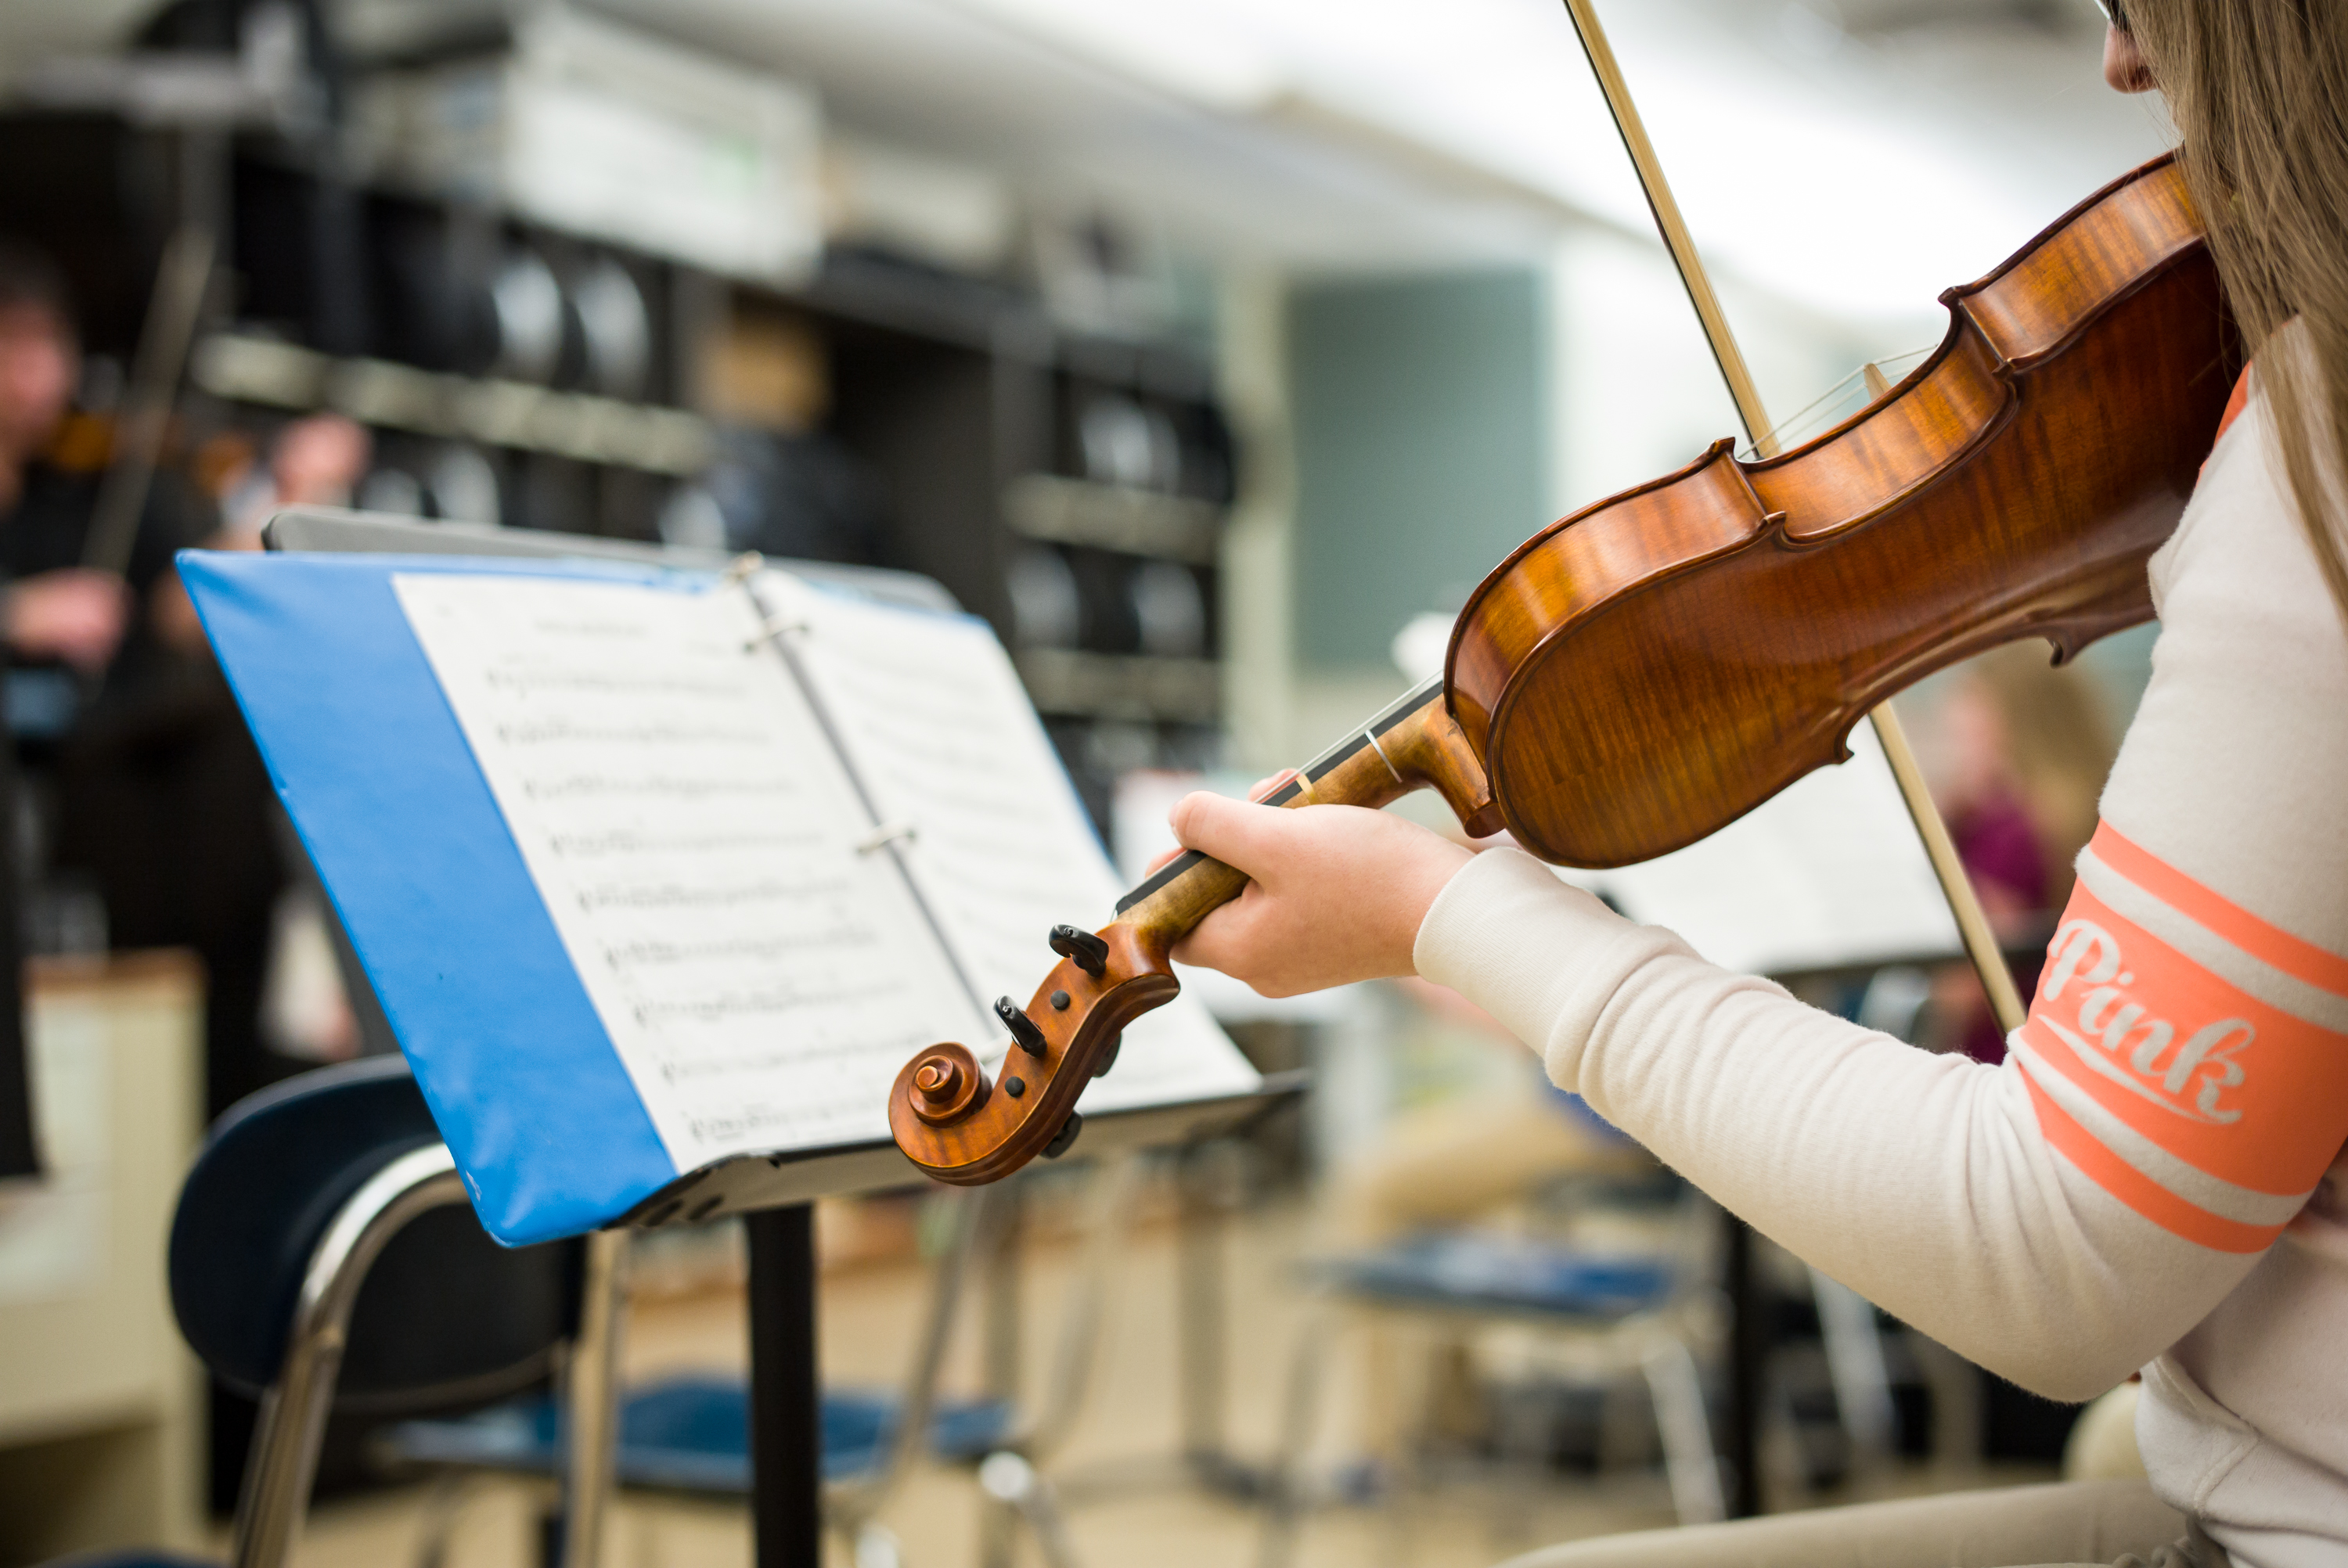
[1143,769,1302,875]
[1168,791,1301,879]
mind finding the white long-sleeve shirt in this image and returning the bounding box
[1413,369,2348,1566]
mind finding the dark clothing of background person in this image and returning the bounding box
[0,740,29,1179]
[4,456,297,1121]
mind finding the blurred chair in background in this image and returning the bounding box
[1261,1168,1726,1568]
[132,1051,1078,1568]
[163,1055,590,1568]
[1315,976,1662,1490]
[380,1180,1016,1568]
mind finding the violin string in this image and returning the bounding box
[1738,344,1935,461]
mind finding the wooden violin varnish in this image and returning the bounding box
[888,147,2236,1189]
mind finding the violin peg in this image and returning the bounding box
[994,995,1048,1056]
[1092,1035,1120,1079]
[1042,1112,1082,1160]
[1049,924,1109,977]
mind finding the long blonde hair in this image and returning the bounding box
[2130,0,2348,629]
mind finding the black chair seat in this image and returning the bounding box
[169,1056,578,1412]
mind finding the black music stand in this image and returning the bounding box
[264,508,1303,1565]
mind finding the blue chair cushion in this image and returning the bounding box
[380,1376,1015,1493]
[1314,1232,1674,1320]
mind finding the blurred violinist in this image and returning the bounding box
[0,236,369,1119]
[0,243,141,679]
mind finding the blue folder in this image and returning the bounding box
[182,549,715,1245]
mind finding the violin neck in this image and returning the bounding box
[1113,677,1500,948]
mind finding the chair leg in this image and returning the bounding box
[1489,1373,1554,1552]
[1639,1336,1725,1525]
[1378,1328,1440,1568]
[1025,1155,1141,1460]
[232,1143,466,1568]
[979,1451,1082,1568]
[840,1184,989,1529]
[1256,1304,1334,1568]
[409,1472,487,1568]
[560,1228,631,1568]
[978,1186,1025,1568]
[848,1519,903,1568]
[1808,1267,1896,1473]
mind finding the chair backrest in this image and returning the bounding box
[169,1055,579,1412]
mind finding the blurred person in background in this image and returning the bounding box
[0,241,214,678]
[0,235,368,1120]
[0,239,144,1181]
[1925,644,2119,1063]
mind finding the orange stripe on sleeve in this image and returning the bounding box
[2023,873,2348,1198]
[2023,1074,2285,1254]
[2199,363,2253,477]
[2090,824,2348,999]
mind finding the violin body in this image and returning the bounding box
[1451,155,2234,866]
[889,153,2238,1186]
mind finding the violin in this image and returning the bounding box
[888,150,2237,1186]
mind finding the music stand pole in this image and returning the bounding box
[745,1204,823,1568]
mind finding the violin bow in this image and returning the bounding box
[1554,0,2030,1033]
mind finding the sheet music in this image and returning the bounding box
[751,570,1262,1112]
[1561,720,1961,976]
[394,574,986,1170]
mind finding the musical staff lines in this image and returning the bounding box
[394,573,986,1168]
[753,571,1262,1113]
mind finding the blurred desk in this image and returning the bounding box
[0,951,205,1560]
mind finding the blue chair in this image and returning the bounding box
[145,1052,1019,1568]
[370,1174,1015,1568]
[1259,1185,1727,1567]
[379,1376,1014,1494]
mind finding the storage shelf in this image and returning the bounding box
[1001,473,1223,564]
[191,332,715,476]
[1013,648,1221,723]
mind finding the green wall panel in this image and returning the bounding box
[1289,269,1547,670]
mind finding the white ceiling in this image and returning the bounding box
[590,0,2173,323]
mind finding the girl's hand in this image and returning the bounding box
[1165,792,1471,997]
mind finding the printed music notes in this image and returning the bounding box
[395,574,987,1168]
[394,568,1255,1172]
[1561,720,1961,976]
[745,570,1261,1112]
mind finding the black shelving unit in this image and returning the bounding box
[0,95,1241,835]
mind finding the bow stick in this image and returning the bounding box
[1556,0,2029,1033]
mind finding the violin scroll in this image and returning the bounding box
[891,679,1502,1185]
[889,922,1180,1185]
